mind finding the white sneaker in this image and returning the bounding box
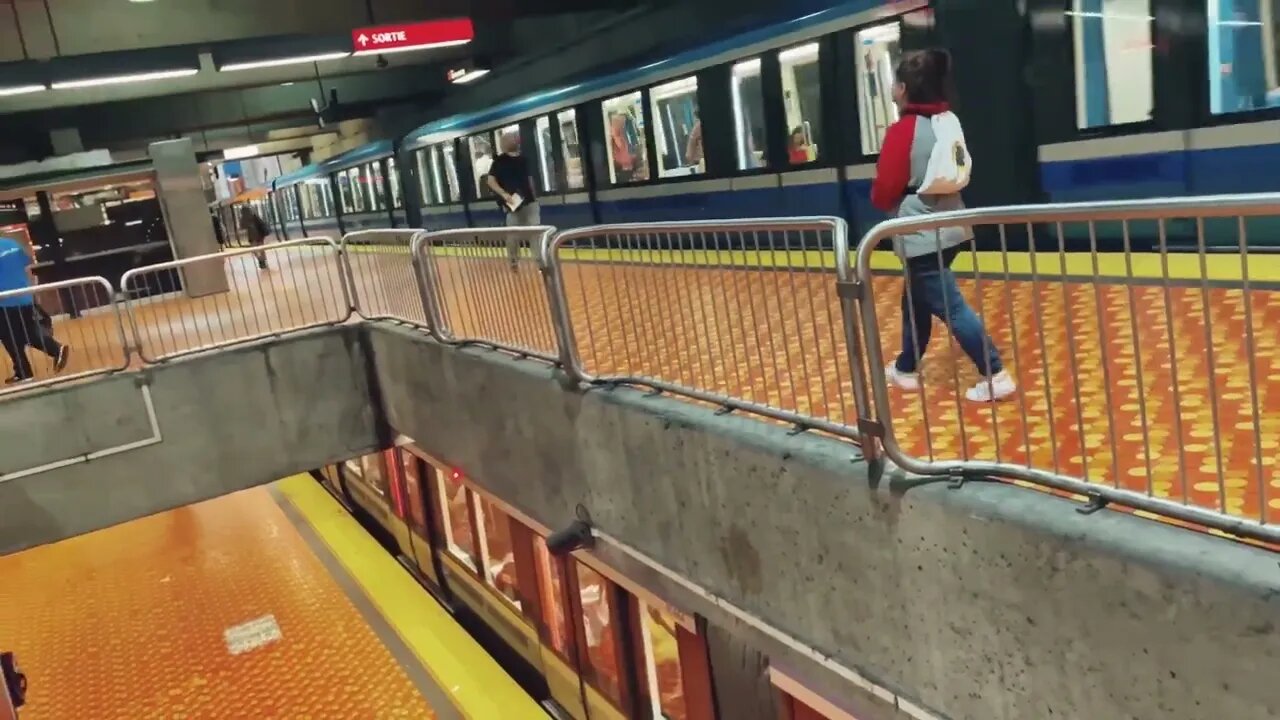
[966,370,1017,402]
[886,364,921,391]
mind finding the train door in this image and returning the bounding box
[532,537,590,719]
[392,447,446,590]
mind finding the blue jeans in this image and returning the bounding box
[894,250,1003,377]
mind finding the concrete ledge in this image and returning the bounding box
[366,321,1280,720]
[0,326,380,553]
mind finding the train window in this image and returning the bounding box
[640,603,688,719]
[732,57,768,170]
[534,537,572,655]
[1207,0,1277,113]
[367,162,386,211]
[337,171,353,213]
[854,23,902,154]
[353,168,369,212]
[387,157,404,209]
[398,452,428,535]
[475,497,522,608]
[602,91,650,184]
[416,149,440,206]
[1070,0,1153,127]
[437,469,478,569]
[359,453,388,497]
[322,180,335,216]
[558,109,585,189]
[441,143,462,202]
[468,133,496,198]
[650,76,704,178]
[535,116,558,193]
[780,42,824,165]
[576,563,624,705]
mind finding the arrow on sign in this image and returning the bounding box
[357,33,369,46]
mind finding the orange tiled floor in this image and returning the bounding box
[431,255,1280,526]
[17,245,1280,527]
[0,486,435,720]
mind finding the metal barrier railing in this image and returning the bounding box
[413,226,560,361]
[341,229,428,327]
[121,239,351,362]
[0,277,129,394]
[544,218,873,442]
[849,193,1280,545]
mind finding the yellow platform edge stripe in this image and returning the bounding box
[276,474,546,720]
[351,244,1277,283]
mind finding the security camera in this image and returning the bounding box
[376,55,389,69]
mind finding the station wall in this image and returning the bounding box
[365,322,1280,720]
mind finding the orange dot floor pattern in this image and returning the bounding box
[0,486,436,720]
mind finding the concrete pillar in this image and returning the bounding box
[148,138,228,298]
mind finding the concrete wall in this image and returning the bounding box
[365,322,1280,720]
[0,326,379,553]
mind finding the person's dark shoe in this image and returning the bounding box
[54,345,71,372]
[4,375,29,385]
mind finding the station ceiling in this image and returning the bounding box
[0,0,644,160]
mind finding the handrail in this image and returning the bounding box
[849,193,1280,545]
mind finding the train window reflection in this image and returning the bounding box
[349,168,367,212]
[399,452,428,534]
[337,171,354,213]
[469,133,495,198]
[650,76,703,178]
[558,109,585,190]
[780,42,823,165]
[855,23,902,154]
[576,563,624,704]
[533,536,571,655]
[535,115,558,193]
[732,58,768,170]
[441,143,462,202]
[360,453,387,496]
[367,162,386,211]
[387,157,403,209]
[1070,0,1153,126]
[602,91,649,184]
[417,149,438,206]
[641,603,688,720]
[437,470,478,569]
[475,497,521,608]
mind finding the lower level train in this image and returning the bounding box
[314,442,848,720]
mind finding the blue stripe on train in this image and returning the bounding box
[1039,142,1280,202]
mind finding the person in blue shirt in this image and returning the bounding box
[0,237,68,383]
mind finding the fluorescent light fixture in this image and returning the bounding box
[652,75,697,101]
[223,144,260,160]
[352,38,471,57]
[449,68,489,84]
[52,68,198,90]
[219,51,350,72]
[0,85,47,97]
[125,219,143,226]
[732,58,762,76]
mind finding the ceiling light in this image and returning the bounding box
[52,68,198,90]
[448,68,489,84]
[219,52,350,72]
[352,38,471,57]
[0,85,47,97]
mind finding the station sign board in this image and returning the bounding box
[351,18,475,55]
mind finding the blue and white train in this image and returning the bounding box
[261,0,1280,251]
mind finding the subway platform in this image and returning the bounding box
[0,475,544,720]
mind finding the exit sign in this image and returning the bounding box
[351,18,474,55]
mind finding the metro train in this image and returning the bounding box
[314,443,854,720]
[255,0,1280,254]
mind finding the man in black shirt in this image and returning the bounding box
[485,130,539,269]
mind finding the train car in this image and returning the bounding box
[386,0,1278,254]
[316,444,732,720]
[269,140,407,241]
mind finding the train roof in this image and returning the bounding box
[402,0,902,150]
[271,138,395,189]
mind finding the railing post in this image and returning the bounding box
[539,228,589,384]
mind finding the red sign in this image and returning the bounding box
[351,18,474,55]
